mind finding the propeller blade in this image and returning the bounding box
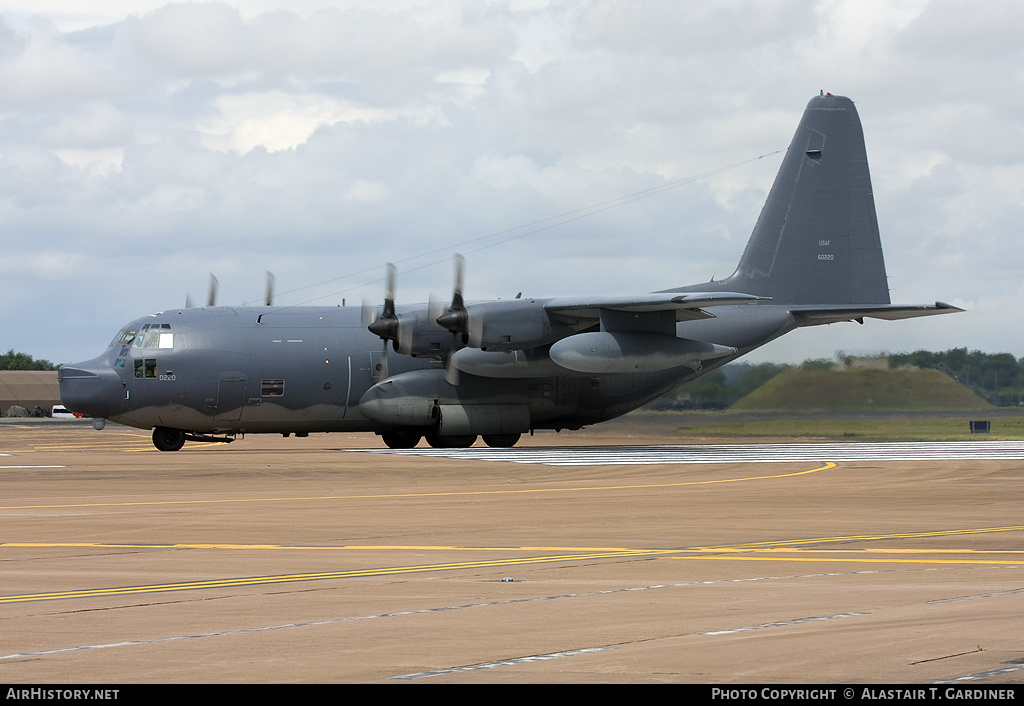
[367,263,399,341]
[396,332,413,356]
[378,343,389,380]
[185,293,194,309]
[436,254,468,335]
[467,308,484,348]
[427,291,446,321]
[452,252,464,303]
[265,271,275,306]
[384,262,396,305]
[361,297,379,327]
[207,274,219,308]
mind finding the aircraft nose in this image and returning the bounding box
[58,359,120,419]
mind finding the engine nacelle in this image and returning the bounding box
[357,369,532,435]
[464,299,573,352]
[437,404,530,435]
[392,309,455,357]
[548,332,736,374]
[358,369,445,426]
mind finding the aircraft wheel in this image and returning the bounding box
[425,432,477,448]
[446,435,477,448]
[482,433,521,448]
[381,431,421,449]
[152,426,186,452]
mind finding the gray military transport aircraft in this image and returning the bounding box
[59,93,961,451]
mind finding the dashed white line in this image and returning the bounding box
[0,569,885,663]
[703,612,865,635]
[391,647,612,680]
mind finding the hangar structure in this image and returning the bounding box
[0,371,61,416]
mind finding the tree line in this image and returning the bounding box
[0,350,59,371]
[889,349,1024,407]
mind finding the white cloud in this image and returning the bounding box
[0,17,116,107]
[1,1,1022,366]
[51,147,124,174]
[197,91,429,153]
[42,100,131,147]
[345,178,390,203]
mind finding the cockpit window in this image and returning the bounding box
[111,328,137,347]
[133,323,174,349]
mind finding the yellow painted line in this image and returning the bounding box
[1,542,639,552]
[694,525,1024,551]
[4,523,1022,603]
[673,555,1024,566]
[703,547,1024,555]
[6,543,1021,604]
[6,542,1022,559]
[0,462,836,511]
[0,550,666,604]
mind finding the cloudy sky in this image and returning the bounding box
[3,0,1022,366]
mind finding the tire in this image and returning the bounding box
[424,432,477,448]
[381,431,421,449]
[152,426,186,452]
[482,433,521,448]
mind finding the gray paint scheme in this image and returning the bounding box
[59,94,961,450]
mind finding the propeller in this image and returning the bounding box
[207,274,219,307]
[436,254,470,344]
[367,263,399,342]
[363,263,401,380]
[186,273,219,308]
[265,271,275,306]
[435,254,482,385]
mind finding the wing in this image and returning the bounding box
[544,291,770,323]
[790,302,964,326]
[529,292,768,372]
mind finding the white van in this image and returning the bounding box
[51,405,76,419]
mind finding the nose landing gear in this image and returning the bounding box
[152,426,186,452]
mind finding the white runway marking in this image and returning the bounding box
[391,647,611,680]
[703,612,865,635]
[2,570,861,663]
[357,441,1024,466]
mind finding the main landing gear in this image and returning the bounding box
[378,431,522,449]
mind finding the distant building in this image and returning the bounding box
[0,371,61,416]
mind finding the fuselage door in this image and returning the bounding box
[213,378,246,422]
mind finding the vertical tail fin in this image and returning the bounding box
[706,94,890,305]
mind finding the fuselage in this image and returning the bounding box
[58,302,797,438]
[61,94,952,450]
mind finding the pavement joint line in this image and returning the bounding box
[0,569,908,663]
[0,463,836,510]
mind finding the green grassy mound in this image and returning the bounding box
[731,367,993,412]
